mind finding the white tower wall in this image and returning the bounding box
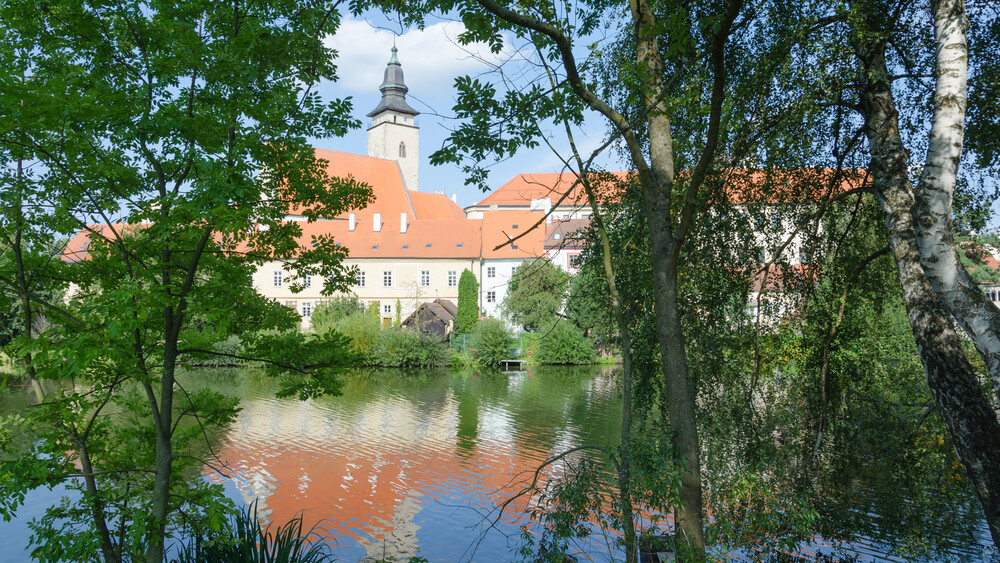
[367,116,419,191]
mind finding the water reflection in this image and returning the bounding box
[195,366,622,562]
[1,366,995,562]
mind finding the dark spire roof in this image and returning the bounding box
[367,46,419,118]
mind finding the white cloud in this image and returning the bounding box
[326,16,512,98]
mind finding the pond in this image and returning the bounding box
[0,366,996,562]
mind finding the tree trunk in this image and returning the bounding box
[852,25,1000,546]
[629,0,707,554]
[74,436,122,563]
[581,175,638,563]
[911,0,1000,408]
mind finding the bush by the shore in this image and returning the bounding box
[535,321,597,365]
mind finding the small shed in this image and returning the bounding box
[401,299,458,339]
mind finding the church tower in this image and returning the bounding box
[367,46,420,191]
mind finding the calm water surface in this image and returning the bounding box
[207,366,624,562]
[1,366,996,562]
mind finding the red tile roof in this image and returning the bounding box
[286,149,414,220]
[62,223,145,262]
[480,210,545,260]
[475,172,630,208]
[409,191,465,220]
[288,149,464,224]
[290,218,482,259]
[721,168,868,204]
[474,169,865,209]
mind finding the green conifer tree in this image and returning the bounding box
[455,269,479,334]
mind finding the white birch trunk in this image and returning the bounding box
[914,0,1000,407]
[851,0,1000,545]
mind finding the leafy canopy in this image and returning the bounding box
[0,0,370,560]
[503,259,569,332]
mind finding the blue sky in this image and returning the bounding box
[308,12,617,208]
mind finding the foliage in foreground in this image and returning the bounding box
[0,0,369,559]
[170,502,333,563]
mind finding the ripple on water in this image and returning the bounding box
[211,369,623,561]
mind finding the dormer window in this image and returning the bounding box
[399,142,406,158]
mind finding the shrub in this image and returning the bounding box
[472,319,512,366]
[455,269,479,334]
[375,328,448,367]
[331,312,381,365]
[449,349,474,367]
[171,501,333,563]
[311,296,365,335]
[536,322,597,365]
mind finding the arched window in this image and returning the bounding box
[399,142,406,158]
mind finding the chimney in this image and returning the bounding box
[451,193,457,203]
[373,213,382,232]
[348,213,356,232]
[546,213,553,226]
[400,212,408,233]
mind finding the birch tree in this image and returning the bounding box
[846,0,1000,545]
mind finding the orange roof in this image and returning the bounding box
[749,264,821,292]
[475,172,630,208]
[290,218,482,259]
[721,168,868,204]
[475,169,866,209]
[409,191,465,220]
[286,149,413,220]
[288,149,464,223]
[480,210,545,260]
[61,223,145,262]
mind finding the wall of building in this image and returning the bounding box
[254,257,480,330]
[367,116,419,191]
[479,258,527,321]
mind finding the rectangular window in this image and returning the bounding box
[487,291,496,303]
[511,266,518,276]
[301,302,312,317]
[420,270,430,286]
[383,271,392,287]
[357,271,366,287]
[448,270,457,287]
[383,304,392,315]
[273,271,282,287]
[304,274,312,288]
[568,254,581,268]
[487,266,495,278]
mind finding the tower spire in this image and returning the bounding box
[366,46,420,191]
[367,46,418,117]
